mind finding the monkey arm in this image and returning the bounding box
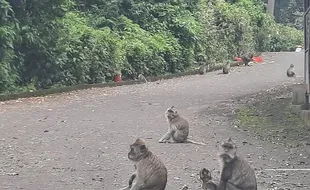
[119,173,136,190]
[129,181,142,190]
[128,173,136,187]
[202,181,217,190]
[119,187,130,190]
[217,179,226,190]
[217,166,232,190]
[158,127,174,142]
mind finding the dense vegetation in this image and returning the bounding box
[274,0,303,30]
[0,0,303,94]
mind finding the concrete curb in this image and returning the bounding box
[0,61,241,102]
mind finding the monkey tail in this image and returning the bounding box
[186,139,206,145]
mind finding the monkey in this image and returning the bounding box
[199,168,217,190]
[222,62,230,74]
[287,64,296,77]
[120,138,168,190]
[205,138,257,190]
[138,74,148,83]
[241,54,253,66]
[158,106,206,145]
[199,65,207,75]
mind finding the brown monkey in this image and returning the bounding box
[241,54,253,66]
[158,106,206,145]
[217,138,257,190]
[199,65,207,75]
[287,64,296,77]
[200,168,217,190]
[138,74,148,83]
[199,138,257,190]
[120,138,168,190]
[222,62,230,74]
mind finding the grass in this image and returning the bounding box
[234,96,309,147]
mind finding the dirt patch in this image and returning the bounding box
[233,86,310,148]
[196,85,310,189]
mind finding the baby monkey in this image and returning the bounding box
[119,138,168,190]
[200,168,217,190]
[158,106,206,145]
[199,138,257,190]
[241,54,253,66]
[286,64,296,77]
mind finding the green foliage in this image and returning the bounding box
[213,2,255,58]
[55,12,124,85]
[0,0,18,92]
[274,0,303,30]
[0,0,304,94]
[269,23,303,52]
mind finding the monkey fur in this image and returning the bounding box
[286,64,296,77]
[120,138,168,190]
[217,138,257,190]
[241,54,254,66]
[158,106,206,145]
[199,65,207,75]
[222,62,231,74]
[138,74,148,83]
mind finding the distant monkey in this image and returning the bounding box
[200,138,257,190]
[286,64,296,77]
[241,54,253,66]
[138,74,148,83]
[199,65,207,75]
[222,62,231,74]
[119,138,168,190]
[158,106,206,145]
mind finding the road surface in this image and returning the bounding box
[0,52,308,189]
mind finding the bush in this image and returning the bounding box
[0,0,304,94]
[55,12,124,85]
[269,24,303,52]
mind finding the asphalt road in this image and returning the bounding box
[0,52,307,190]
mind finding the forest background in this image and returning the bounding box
[0,0,304,94]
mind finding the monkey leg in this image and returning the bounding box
[158,129,174,143]
[129,173,136,187]
[171,130,187,143]
[118,185,130,190]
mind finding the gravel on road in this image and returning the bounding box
[0,52,308,190]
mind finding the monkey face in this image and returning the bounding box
[128,139,148,161]
[290,64,294,68]
[199,168,212,182]
[218,138,237,163]
[165,106,178,120]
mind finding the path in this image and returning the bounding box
[0,52,308,189]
